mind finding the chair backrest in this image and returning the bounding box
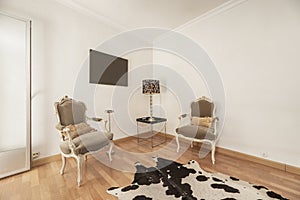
[191,96,214,118]
[54,96,87,127]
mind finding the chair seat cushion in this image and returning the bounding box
[66,122,96,139]
[60,131,113,155]
[176,125,216,140]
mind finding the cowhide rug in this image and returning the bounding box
[107,157,288,200]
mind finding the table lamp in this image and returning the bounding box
[142,79,160,121]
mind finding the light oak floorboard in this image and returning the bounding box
[1,136,299,199]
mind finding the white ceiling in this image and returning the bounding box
[57,0,230,30]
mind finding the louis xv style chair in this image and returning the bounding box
[175,96,219,164]
[54,96,114,186]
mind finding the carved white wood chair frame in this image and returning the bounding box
[54,96,114,186]
[175,96,218,164]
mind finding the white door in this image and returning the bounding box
[0,13,31,178]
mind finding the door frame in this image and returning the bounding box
[0,11,31,178]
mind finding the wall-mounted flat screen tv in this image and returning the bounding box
[89,49,128,86]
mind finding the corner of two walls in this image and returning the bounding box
[152,49,210,135]
[106,42,210,141]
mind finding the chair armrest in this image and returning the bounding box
[212,117,219,123]
[56,124,65,131]
[87,116,103,122]
[177,113,189,128]
[211,117,219,135]
[178,114,188,120]
[62,127,76,153]
[92,117,103,122]
[87,116,110,133]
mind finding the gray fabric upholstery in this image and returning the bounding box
[56,99,86,126]
[176,125,216,140]
[191,99,213,117]
[176,97,216,141]
[55,96,114,156]
[60,131,113,155]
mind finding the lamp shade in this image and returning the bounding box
[142,79,160,94]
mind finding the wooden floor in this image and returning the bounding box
[1,136,300,200]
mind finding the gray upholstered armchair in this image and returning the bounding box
[54,96,114,186]
[175,96,218,164]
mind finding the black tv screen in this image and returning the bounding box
[89,49,128,86]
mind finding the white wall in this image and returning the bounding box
[0,0,125,158]
[152,50,210,134]
[153,0,300,167]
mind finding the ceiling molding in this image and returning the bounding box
[173,0,249,32]
[55,0,129,32]
[54,0,249,45]
[55,0,156,52]
[154,0,249,42]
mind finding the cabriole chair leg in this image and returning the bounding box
[108,142,114,161]
[211,143,216,165]
[77,155,83,187]
[60,154,66,175]
[176,135,180,152]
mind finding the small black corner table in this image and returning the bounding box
[136,117,167,148]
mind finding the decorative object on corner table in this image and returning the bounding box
[142,79,160,121]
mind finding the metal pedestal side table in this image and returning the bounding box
[136,116,167,148]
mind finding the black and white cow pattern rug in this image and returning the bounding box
[107,157,288,200]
